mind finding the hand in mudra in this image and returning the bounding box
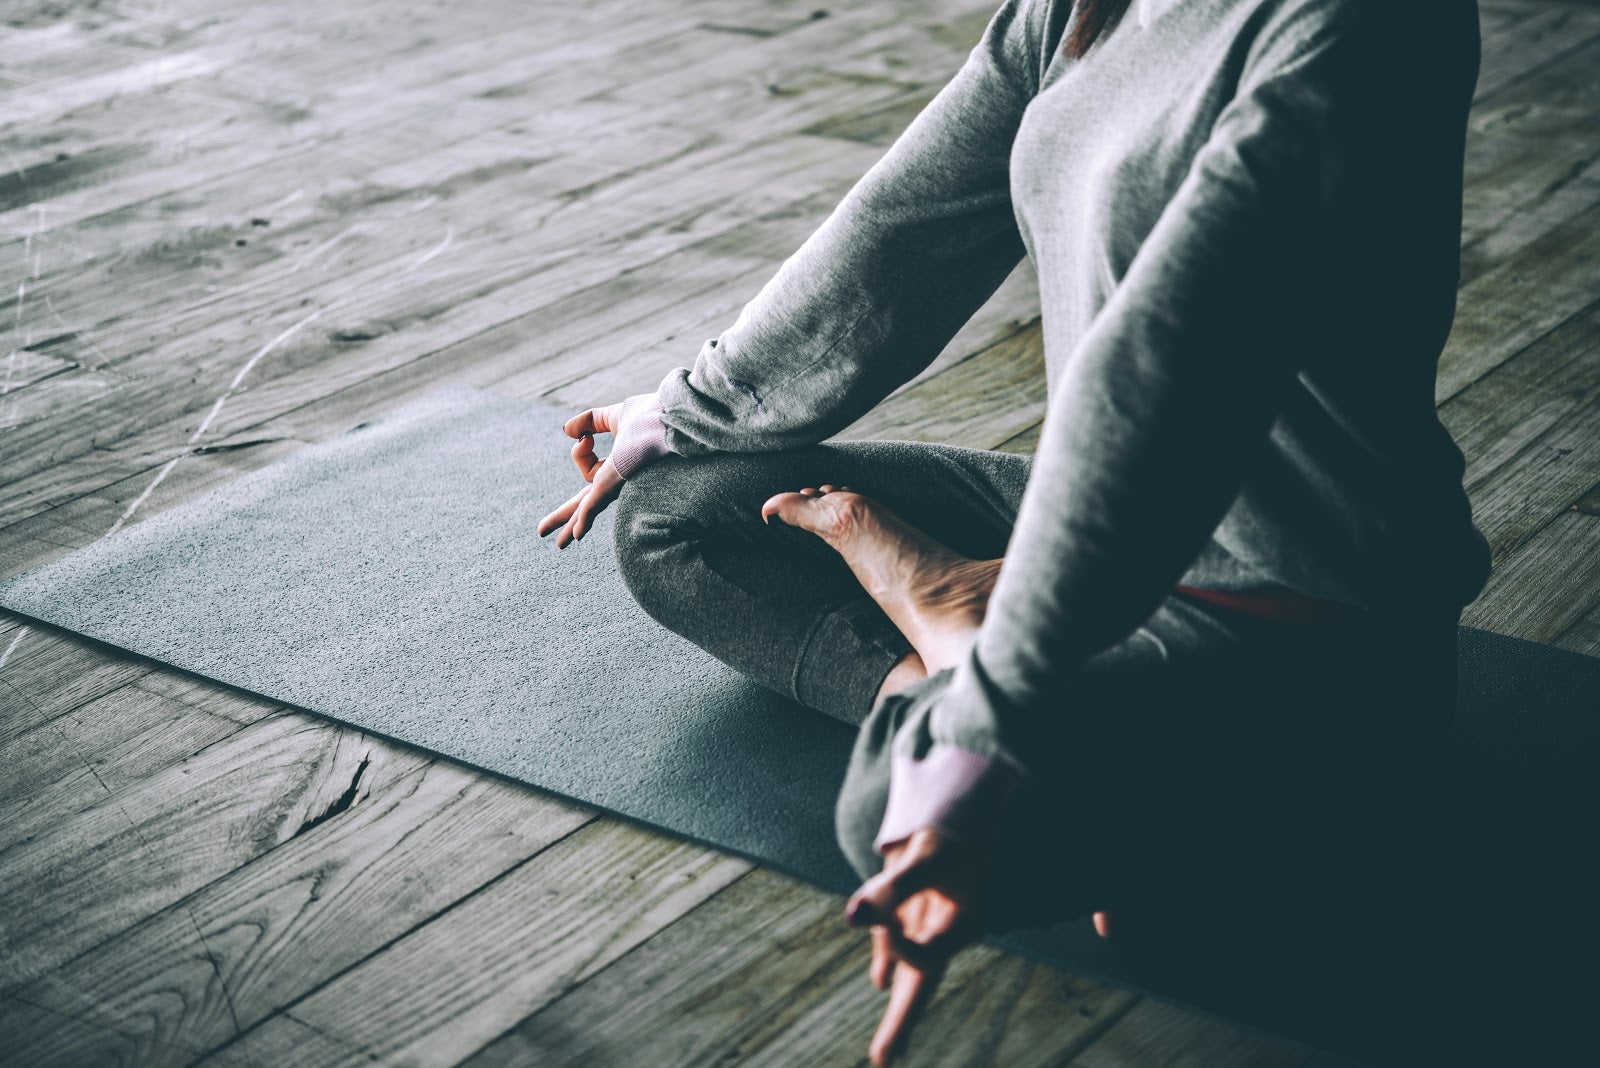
[537,396,650,548]
[847,826,1118,1064]
[846,827,992,1066]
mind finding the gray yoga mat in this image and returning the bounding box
[2,386,865,890]
[5,385,1597,1063]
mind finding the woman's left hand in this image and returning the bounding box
[845,827,992,1067]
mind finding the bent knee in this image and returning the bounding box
[616,451,747,522]
[615,451,794,551]
[612,461,688,589]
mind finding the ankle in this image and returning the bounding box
[873,650,927,708]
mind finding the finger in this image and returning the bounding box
[848,864,940,929]
[563,402,622,439]
[562,409,601,439]
[879,911,963,973]
[870,926,894,991]
[818,484,837,493]
[571,433,602,483]
[870,959,940,1067]
[1094,911,1113,940]
[553,489,596,549]
[567,467,620,541]
[538,486,589,538]
[901,892,963,948]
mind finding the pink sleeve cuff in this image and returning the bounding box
[874,745,1020,853]
[606,394,673,480]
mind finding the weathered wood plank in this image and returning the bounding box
[1436,199,1600,402]
[6,2,992,398]
[125,671,287,725]
[1461,508,1600,641]
[0,992,218,1068]
[0,680,261,854]
[463,866,1135,1067]
[1441,299,1600,560]
[1460,37,1600,284]
[1472,3,1600,103]
[734,940,1020,1066]
[0,619,155,744]
[0,349,76,396]
[0,363,128,431]
[1476,0,1543,42]
[0,0,730,235]
[994,419,1044,456]
[195,820,750,1068]
[0,712,422,988]
[456,869,845,1066]
[2,0,963,266]
[839,321,1046,450]
[1,751,593,1067]
[890,956,1139,1067]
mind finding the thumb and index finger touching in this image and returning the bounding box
[562,402,623,441]
[848,853,942,930]
[847,829,969,928]
[538,403,628,546]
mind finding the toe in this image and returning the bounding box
[761,488,864,540]
[761,490,818,529]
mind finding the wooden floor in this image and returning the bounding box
[2,0,1597,1064]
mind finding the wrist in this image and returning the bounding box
[874,744,1021,854]
[607,394,672,479]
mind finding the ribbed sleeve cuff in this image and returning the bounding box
[874,745,1021,854]
[606,394,672,480]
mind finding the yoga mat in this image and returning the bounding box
[5,386,1596,1062]
[2,387,864,890]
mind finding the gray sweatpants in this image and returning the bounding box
[611,440,1460,936]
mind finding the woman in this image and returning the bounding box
[539,0,1489,1061]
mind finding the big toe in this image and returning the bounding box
[760,490,831,533]
[761,486,868,538]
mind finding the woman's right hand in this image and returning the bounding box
[536,393,665,549]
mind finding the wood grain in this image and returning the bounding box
[458,867,1135,1067]
[1462,508,1600,640]
[1,754,592,1067]
[0,712,423,988]
[195,820,750,1068]
[0,679,263,853]
[0,619,157,742]
[1441,299,1600,560]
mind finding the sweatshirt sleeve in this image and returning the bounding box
[645,0,1042,459]
[862,1,1478,840]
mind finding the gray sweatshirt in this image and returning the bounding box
[610,0,1492,848]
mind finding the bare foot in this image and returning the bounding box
[760,484,1002,674]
